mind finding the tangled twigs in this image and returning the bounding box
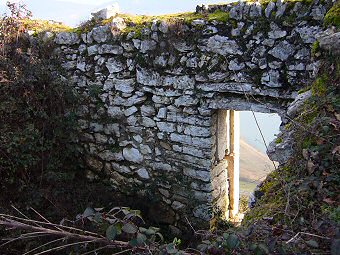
[286,232,331,244]
[0,214,145,254]
[0,214,196,254]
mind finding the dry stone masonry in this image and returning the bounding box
[54,0,334,230]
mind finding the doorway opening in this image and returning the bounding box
[212,109,281,221]
[238,111,281,218]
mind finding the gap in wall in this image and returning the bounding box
[238,111,281,213]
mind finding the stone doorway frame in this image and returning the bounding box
[214,110,240,219]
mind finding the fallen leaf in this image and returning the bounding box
[302,149,309,160]
[323,198,336,205]
[307,160,315,174]
[335,113,340,121]
[332,146,340,155]
[306,239,319,248]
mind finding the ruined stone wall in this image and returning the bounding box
[54,0,332,229]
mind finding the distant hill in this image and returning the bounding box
[239,139,277,195]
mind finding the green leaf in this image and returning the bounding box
[115,222,123,235]
[226,234,240,250]
[253,244,269,255]
[145,228,156,235]
[156,232,164,242]
[139,227,148,233]
[137,233,147,245]
[83,207,95,218]
[166,243,178,254]
[223,233,229,239]
[106,225,117,241]
[93,212,102,223]
[306,239,319,248]
[122,222,138,234]
[129,238,139,247]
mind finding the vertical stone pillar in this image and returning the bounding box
[227,110,240,218]
[211,110,229,221]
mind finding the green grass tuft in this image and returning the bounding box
[324,0,340,27]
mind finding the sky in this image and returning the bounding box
[0,0,233,27]
[240,112,281,153]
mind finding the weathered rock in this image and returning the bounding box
[123,147,143,163]
[91,4,119,20]
[111,17,126,31]
[141,105,155,116]
[140,40,157,53]
[206,35,242,55]
[287,90,312,118]
[55,32,79,45]
[265,1,275,18]
[92,26,111,43]
[269,41,295,61]
[106,58,125,73]
[261,70,281,88]
[193,204,212,221]
[99,44,123,54]
[136,168,150,179]
[319,32,340,55]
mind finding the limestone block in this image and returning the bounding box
[114,78,135,93]
[174,96,198,107]
[98,44,124,55]
[106,58,126,73]
[111,17,126,31]
[157,108,167,119]
[261,70,281,88]
[194,191,213,202]
[141,117,156,127]
[287,90,312,118]
[92,26,111,43]
[163,75,195,89]
[265,1,275,18]
[136,168,150,179]
[172,201,185,210]
[193,204,212,221]
[319,32,340,55]
[153,162,172,171]
[123,147,143,163]
[98,150,124,161]
[124,106,138,116]
[140,40,157,53]
[112,162,131,174]
[269,41,295,61]
[183,168,210,182]
[159,21,169,33]
[107,106,123,119]
[191,182,212,192]
[157,122,176,133]
[91,4,119,20]
[228,59,245,71]
[229,2,244,20]
[249,3,262,18]
[55,32,79,45]
[184,125,210,138]
[137,68,161,86]
[141,105,155,117]
[206,35,242,55]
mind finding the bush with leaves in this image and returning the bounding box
[0,2,83,191]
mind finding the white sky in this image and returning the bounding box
[240,112,281,153]
[1,0,233,27]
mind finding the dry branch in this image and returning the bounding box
[0,214,195,255]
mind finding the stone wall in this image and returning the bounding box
[53,0,333,230]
